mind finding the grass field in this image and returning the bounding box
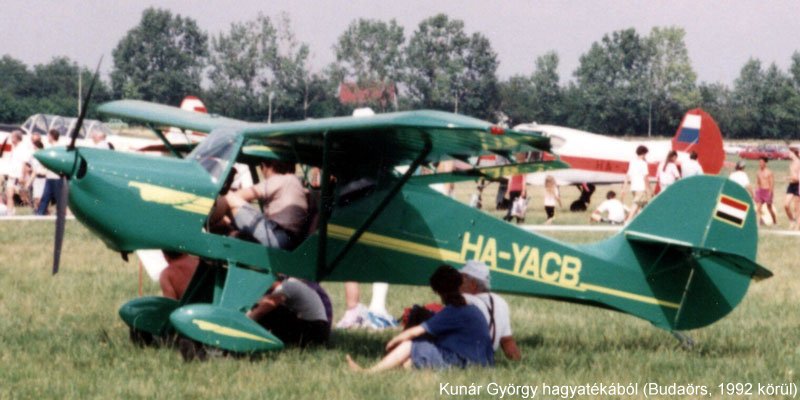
[1,165,799,399]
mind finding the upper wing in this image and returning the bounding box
[99,100,561,178]
[237,110,555,176]
[98,100,247,133]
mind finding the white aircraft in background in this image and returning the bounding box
[0,96,210,188]
[135,95,211,152]
[514,109,726,186]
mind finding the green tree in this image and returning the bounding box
[729,59,799,139]
[790,51,800,90]
[761,64,799,138]
[499,51,562,126]
[405,14,499,119]
[207,14,338,121]
[207,14,278,120]
[731,59,764,137]
[404,14,469,111]
[455,32,500,120]
[698,82,735,137]
[334,18,405,110]
[0,55,33,97]
[0,56,111,122]
[644,27,699,135]
[304,66,349,118]
[270,14,331,121]
[111,8,208,105]
[499,75,535,125]
[529,51,562,124]
[0,55,34,122]
[572,28,650,134]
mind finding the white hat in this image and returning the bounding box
[460,260,491,289]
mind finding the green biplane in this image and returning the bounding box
[35,98,771,354]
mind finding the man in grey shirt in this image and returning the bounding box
[247,276,331,347]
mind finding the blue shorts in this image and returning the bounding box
[233,204,292,248]
[410,339,465,369]
[787,182,799,196]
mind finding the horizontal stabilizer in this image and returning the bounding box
[626,175,761,266]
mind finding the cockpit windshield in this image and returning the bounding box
[187,128,240,183]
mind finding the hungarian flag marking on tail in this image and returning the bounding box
[714,195,749,227]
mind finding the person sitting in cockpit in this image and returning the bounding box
[210,157,308,249]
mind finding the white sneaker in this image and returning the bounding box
[364,310,398,330]
[335,303,368,329]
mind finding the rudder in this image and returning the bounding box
[623,176,771,330]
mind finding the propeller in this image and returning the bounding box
[51,57,102,275]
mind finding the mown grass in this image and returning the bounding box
[1,163,798,399]
[1,217,798,399]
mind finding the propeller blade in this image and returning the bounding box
[68,57,103,151]
[52,176,70,275]
[53,56,100,274]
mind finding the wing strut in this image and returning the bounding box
[316,131,433,280]
[147,124,184,158]
[316,131,333,280]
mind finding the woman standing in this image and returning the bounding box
[658,150,681,193]
[543,175,562,224]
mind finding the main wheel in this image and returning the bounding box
[129,327,155,347]
[178,337,208,362]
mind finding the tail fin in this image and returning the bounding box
[623,176,771,330]
[180,95,208,114]
[671,109,725,175]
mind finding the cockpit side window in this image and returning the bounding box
[188,128,239,183]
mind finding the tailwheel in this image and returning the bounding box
[671,331,696,350]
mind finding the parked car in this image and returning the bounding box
[739,144,792,160]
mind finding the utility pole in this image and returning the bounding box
[268,91,275,124]
[78,72,82,116]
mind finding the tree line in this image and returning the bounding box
[2,7,800,139]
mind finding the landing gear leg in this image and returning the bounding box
[178,336,208,362]
[671,331,695,350]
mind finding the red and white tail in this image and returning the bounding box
[180,96,207,114]
[135,96,210,153]
[671,108,725,174]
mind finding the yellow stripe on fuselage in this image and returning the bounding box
[129,181,214,215]
[327,224,462,263]
[580,283,680,309]
[326,223,679,310]
[192,319,277,344]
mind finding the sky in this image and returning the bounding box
[2,0,799,85]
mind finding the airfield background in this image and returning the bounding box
[2,10,800,142]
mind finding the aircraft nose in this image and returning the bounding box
[35,147,77,177]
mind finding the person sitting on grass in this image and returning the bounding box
[346,265,494,372]
[159,251,200,300]
[459,260,521,360]
[248,274,331,347]
[590,191,629,225]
